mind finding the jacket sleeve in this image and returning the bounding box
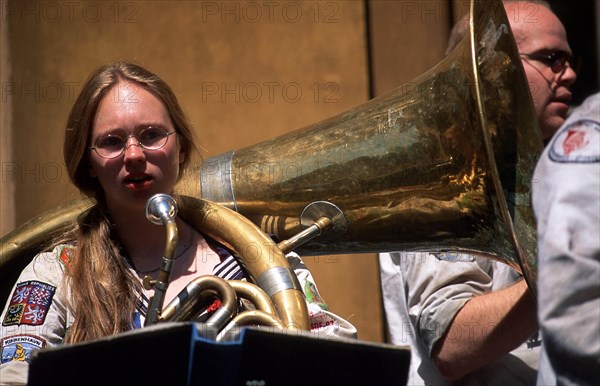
[399,251,499,356]
[0,245,73,385]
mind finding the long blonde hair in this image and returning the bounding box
[61,62,197,343]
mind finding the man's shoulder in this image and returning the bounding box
[547,93,600,164]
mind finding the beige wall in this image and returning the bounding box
[369,0,452,96]
[1,0,460,343]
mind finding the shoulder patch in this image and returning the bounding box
[58,245,75,272]
[1,334,46,364]
[549,119,600,163]
[2,280,56,327]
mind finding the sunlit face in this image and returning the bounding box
[88,81,185,212]
[507,2,577,142]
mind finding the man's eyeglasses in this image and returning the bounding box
[90,127,175,159]
[520,51,576,74]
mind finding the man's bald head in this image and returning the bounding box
[445,0,576,142]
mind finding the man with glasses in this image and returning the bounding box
[379,1,577,384]
[514,3,578,143]
[444,0,577,143]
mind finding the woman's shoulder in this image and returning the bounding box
[24,244,75,283]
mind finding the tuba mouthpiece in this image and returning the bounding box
[145,194,178,225]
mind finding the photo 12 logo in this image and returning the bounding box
[2,162,63,184]
[200,1,340,24]
[2,82,79,103]
[201,81,340,104]
[1,1,138,24]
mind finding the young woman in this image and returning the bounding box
[0,62,356,385]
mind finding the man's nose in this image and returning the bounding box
[558,65,577,87]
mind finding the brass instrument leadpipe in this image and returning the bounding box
[144,194,179,326]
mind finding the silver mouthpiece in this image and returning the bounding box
[145,194,178,225]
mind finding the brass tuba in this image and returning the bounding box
[197,0,542,294]
[0,0,542,331]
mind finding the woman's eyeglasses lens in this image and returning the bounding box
[92,128,172,158]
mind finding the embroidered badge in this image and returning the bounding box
[549,119,600,163]
[1,334,46,364]
[2,281,56,326]
[59,246,75,272]
[304,281,328,311]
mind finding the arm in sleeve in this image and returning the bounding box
[400,252,494,356]
[0,246,72,385]
[402,251,537,380]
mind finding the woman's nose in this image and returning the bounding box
[123,136,146,161]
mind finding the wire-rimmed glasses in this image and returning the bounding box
[89,126,175,159]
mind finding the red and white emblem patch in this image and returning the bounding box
[562,130,588,156]
[550,119,600,163]
[2,281,56,326]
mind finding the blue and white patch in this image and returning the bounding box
[1,334,46,364]
[2,280,56,326]
[549,119,600,163]
[431,252,476,263]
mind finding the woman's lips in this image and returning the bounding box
[124,174,152,189]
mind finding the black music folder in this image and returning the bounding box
[28,322,410,386]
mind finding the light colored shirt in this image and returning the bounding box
[533,92,600,386]
[379,251,540,385]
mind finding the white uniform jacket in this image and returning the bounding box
[533,92,600,386]
[1,242,357,385]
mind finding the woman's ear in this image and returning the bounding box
[179,141,186,165]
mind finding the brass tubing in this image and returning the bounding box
[277,217,333,255]
[178,196,310,330]
[228,280,277,316]
[0,199,93,276]
[155,221,178,285]
[145,219,178,326]
[160,275,238,330]
[217,310,285,341]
